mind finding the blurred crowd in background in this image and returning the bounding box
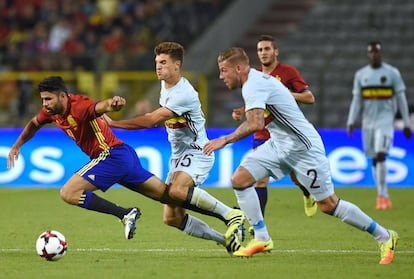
[0,0,229,72]
[1,0,412,129]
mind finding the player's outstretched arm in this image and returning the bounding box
[108,107,174,130]
[8,117,41,169]
[95,96,126,115]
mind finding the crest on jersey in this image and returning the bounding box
[67,115,78,130]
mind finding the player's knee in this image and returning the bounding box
[316,195,338,214]
[162,215,173,226]
[167,185,186,201]
[256,178,269,188]
[231,176,248,189]
[59,187,79,205]
[59,187,71,204]
[375,152,386,162]
[289,173,301,186]
[231,168,256,189]
[319,205,332,214]
[163,215,180,228]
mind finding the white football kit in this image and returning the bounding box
[240,68,334,201]
[159,77,214,185]
[347,62,410,157]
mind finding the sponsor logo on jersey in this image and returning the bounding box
[361,87,393,99]
[165,116,188,128]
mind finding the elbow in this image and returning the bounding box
[142,122,154,129]
[301,91,316,104]
[252,122,265,132]
[308,95,315,104]
[134,119,156,129]
[303,94,315,104]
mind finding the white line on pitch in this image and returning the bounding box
[1,248,414,254]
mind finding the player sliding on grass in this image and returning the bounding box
[104,42,245,255]
[7,76,243,254]
[203,47,398,264]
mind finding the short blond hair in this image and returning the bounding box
[217,47,249,65]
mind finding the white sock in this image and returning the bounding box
[234,187,270,241]
[183,215,224,244]
[333,199,389,242]
[190,188,231,217]
[375,161,388,197]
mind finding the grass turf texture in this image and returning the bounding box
[0,187,413,279]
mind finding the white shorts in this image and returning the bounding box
[362,128,393,157]
[240,139,335,201]
[166,149,214,186]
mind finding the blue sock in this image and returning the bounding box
[78,190,129,219]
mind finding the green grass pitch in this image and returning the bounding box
[0,187,413,279]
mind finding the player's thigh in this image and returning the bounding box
[289,150,334,201]
[168,171,195,199]
[374,129,392,154]
[362,129,376,157]
[232,166,257,188]
[137,175,173,203]
[240,141,287,184]
[79,144,152,192]
[167,150,214,186]
[60,174,97,203]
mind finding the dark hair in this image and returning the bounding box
[38,76,68,94]
[258,34,278,48]
[154,42,184,65]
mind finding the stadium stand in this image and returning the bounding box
[1,0,413,128]
[208,0,414,128]
[0,0,232,126]
[0,0,231,72]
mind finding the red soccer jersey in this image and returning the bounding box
[255,63,310,140]
[36,94,124,159]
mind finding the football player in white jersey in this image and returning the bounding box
[347,41,412,210]
[203,47,398,264]
[105,42,245,255]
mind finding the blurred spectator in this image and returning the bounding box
[48,17,71,52]
[15,76,33,125]
[97,0,119,19]
[102,26,125,54]
[0,73,17,110]
[0,0,231,127]
[0,0,230,72]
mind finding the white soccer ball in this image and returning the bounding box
[35,230,67,261]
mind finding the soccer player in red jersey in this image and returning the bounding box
[7,76,241,246]
[232,35,317,219]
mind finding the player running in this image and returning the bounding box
[204,47,398,264]
[232,34,317,219]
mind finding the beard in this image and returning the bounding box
[46,103,64,115]
[262,60,272,67]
